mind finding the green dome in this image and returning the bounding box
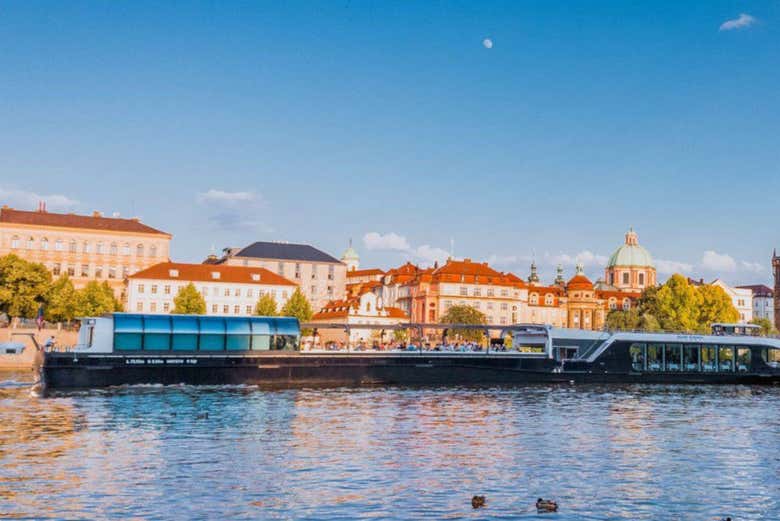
[341,244,359,261]
[607,229,654,268]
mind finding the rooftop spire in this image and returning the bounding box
[625,227,639,246]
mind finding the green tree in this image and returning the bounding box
[654,274,700,332]
[75,281,121,316]
[46,275,77,322]
[697,284,739,332]
[254,293,278,316]
[392,328,408,343]
[750,317,777,336]
[281,288,313,334]
[172,283,206,314]
[0,254,52,318]
[440,304,487,342]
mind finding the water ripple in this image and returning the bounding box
[0,371,778,519]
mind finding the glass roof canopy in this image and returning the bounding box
[113,313,300,337]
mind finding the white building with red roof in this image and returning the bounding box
[127,262,297,316]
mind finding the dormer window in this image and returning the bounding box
[251,273,260,281]
[169,269,179,277]
[211,272,221,280]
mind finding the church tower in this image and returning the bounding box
[773,250,780,327]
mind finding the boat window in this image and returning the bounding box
[629,343,644,371]
[701,346,717,372]
[250,318,272,350]
[226,318,251,351]
[664,344,682,371]
[199,317,226,351]
[144,315,171,350]
[683,345,699,372]
[761,348,780,368]
[517,344,545,354]
[646,344,662,371]
[171,316,199,351]
[272,318,300,351]
[736,347,750,373]
[114,314,144,351]
[719,346,734,372]
[274,335,298,351]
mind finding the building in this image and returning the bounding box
[604,228,656,293]
[127,262,297,316]
[396,258,527,328]
[309,289,408,346]
[711,279,753,322]
[773,250,780,327]
[737,284,774,325]
[0,204,171,299]
[215,241,347,311]
[340,241,360,272]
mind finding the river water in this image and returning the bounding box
[1,371,778,520]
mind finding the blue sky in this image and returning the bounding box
[1,1,778,285]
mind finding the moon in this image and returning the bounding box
[482,38,493,49]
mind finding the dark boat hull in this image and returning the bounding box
[42,352,780,389]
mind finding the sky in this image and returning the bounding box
[1,1,778,286]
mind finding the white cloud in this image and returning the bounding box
[363,232,411,252]
[0,187,79,212]
[719,13,756,31]
[546,250,608,268]
[197,189,258,204]
[740,260,763,273]
[413,244,450,265]
[701,250,738,272]
[655,258,694,275]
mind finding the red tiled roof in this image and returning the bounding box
[567,274,594,291]
[312,298,409,321]
[347,268,385,277]
[0,207,169,235]
[383,306,408,319]
[129,262,296,286]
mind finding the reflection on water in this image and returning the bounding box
[1,371,779,520]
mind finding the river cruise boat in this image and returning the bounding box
[41,314,780,388]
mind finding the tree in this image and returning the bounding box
[697,284,739,331]
[605,309,661,332]
[254,293,278,316]
[440,304,487,342]
[46,275,77,322]
[172,283,206,314]
[750,317,777,336]
[653,274,700,332]
[74,281,121,317]
[0,254,52,318]
[281,288,313,334]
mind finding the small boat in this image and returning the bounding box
[42,314,780,389]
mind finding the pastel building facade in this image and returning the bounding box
[712,279,753,323]
[127,262,297,316]
[215,241,347,311]
[737,285,774,326]
[0,205,171,300]
[309,290,408,345]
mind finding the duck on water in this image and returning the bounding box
[39,313,780,389]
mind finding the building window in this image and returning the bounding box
[223,305,229,314]
[311,266,318,279]
[212,304,218,313]
[69,240,77,253]
[235,288,241,297]
[81,265,89,277]
[473,288,482,297]
[501,289,509,297]
[638,273,645,286]
[530,294,538,305]
[150,245,158,257]
[224,288,230,297]
[52,263,61,276]
[151,285,158,294]
[55,239,64,251]
[122,243,130,255]
[108,267,116,279]
[622,272,629,285]
[110,243,118,255]
[150,302,157,312]
[136,302,143,312]
[27,237,34,249]
[10,236,19,249]
[545,294,553,305]
[460,286,468,296]
[95,266,103,278]
[164,285,171,295]
[310,285,316,296]
[295,263,301,279]
[328,265,335,280]
[500,303,508,311]
[83,241,91,253]
[41,237,49,250]
[277,262,284,275]
[246,306,252,314]
[487,288,495,297]
[67,265,75,276]
[487,302,494,310]
[327,286,333,298]
[96,242,104,254]
[623,299,630,310]
[234,305,240,314]
[138,284,145,294]
[163,302,170,312]
[136,244,144,256]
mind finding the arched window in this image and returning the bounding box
[110,242,118,255]
[40,237,49,250]
[150,245,158,257]
[10,236,19,249]
[83,241,91,253]
[122,243,130,255]
[55,239,64,251]
[69,240,77,253]
[623,299,630,310]
[136,244,144,257]
[622,272,629,285]
[27,237,34,249]
[530,293,538,305]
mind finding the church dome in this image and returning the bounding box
[566,263,594,290]
[607,228,654,268]
[341,246,359,262]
